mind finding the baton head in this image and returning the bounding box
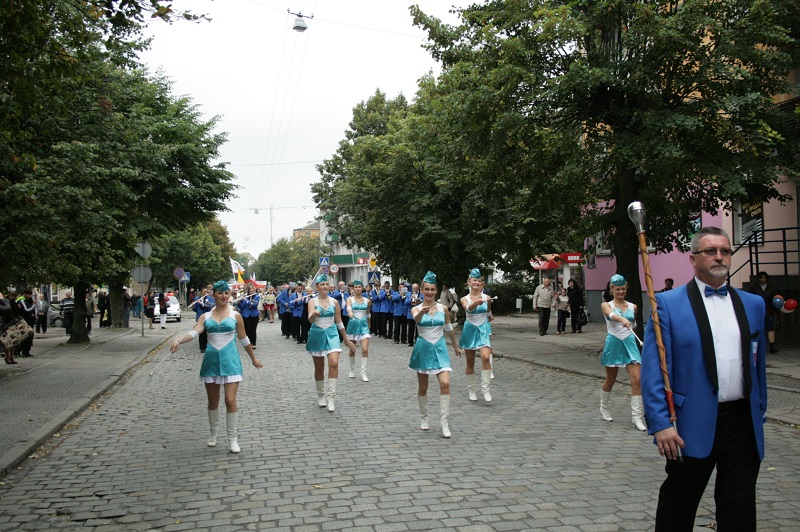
[627,202,646,234]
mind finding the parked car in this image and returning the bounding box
[153,295,181,322]
[48,303,64,328]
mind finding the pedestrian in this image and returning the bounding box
[1,291,20,364]
[17,289,36,356]
[459,268,493,402]
[660,278,674,292]
[157,291,167,329]
[123,288,133,327]
[97,291,109,327]
[237,284,260,349]
[567,279,585,333]
[532,277,555,336]
[406,283,421,347]
[190,287,214,352]
[409,271,462,438]
[35,293,49,334]
[290,283,306,344]
[264,286,276,323]
[748,271,780,354]
[642,226,767,531]
[145,289,156,329]
[345,280,372,381]
[131,292,141,319]
[440,281,459,324]
[85,290,96,334]
[555,287,570,335]
[306,274,357,412]
[60,291,75,335]
[171,280,263,453]
[598,274,645,430]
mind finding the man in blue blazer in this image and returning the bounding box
[642,226,767,531]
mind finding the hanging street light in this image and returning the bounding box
[288,10,313,32]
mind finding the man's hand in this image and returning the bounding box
[654,426,685,460]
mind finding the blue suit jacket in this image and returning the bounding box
[642,280,768,460]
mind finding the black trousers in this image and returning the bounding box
[63,312,73,335]
[243,316,258,346]
[292,315,302,341]
[341,315,349,330]
[655,399,760,532]
[98,308,108,327]
[374,312,385,337]
[406,318,416,346]
[20,316,35,354]
[556,309,569,333]
[281,311,292,337]
[537,308,551,334]
[393,315,407,343]
[300,316,310,343]
[386,311,394,338]
[199,330,208,352]
[36,314,48,334]
[570,305,582,332]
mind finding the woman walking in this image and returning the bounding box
[599,274,646,431]
[567,279,584,333]
[307,274,356,412]
[458,268,493,402]
[170,280,263,453]
[409,271,462,438]
[345,280,372,382]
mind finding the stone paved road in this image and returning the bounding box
[0,321,798,531]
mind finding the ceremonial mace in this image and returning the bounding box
[627,201,682,462]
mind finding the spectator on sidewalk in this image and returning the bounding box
[145,290,156,329]
[748,271,780,354]
[85,290,96,334]
[97,291,109,327]
[1,291,20,364]
[555,288,570,335]
[17,289,36,356]
[533,277,555,336]
[156,291,167,329]
[60,291,75,335]
[170,280,263,454]
[567,279,585,333]
[440,281,459,324]
[35,293,49,334]
[659,278,674,292]
[131,292,141,319]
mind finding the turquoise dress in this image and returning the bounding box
[601,301,641,367]
[199,309,243,383]
[306,300,341,356]
[346,299,371,339]
[458,295,491,349]
[409,303,452,374]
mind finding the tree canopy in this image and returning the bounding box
[252,236,331,285]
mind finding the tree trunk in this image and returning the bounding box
[108,280,126,328]
[67,281,90,344]
[613,167,645,338]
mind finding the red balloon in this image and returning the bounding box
[784,299,798,311]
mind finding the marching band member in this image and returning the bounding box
[406,283,421,347]
[409,271,462,438]
[191,287,214,353]
[331,281,351,329]
[459,268,494,402]
[290,283,306,344]
[277,283,292,339]
[237,284,261,349]
[392,283,410,344]
[345,280,372,381]
[307,274,356,412]
[171,280,263,453]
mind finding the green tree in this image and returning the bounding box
[149,224,228,291]
[253,237,331,285]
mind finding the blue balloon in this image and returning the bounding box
[772,296,785,309]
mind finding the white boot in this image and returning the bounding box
[440,395,451,438]
[327,378,337,412]
[316,380,327,407]
[418,395,429,430]
[490,353,495,379]
[226,412,240,453]
[207,409,219,447]
[361,358,369,382]
[481,369,492,402]
[631,395,647,431]
[349,356,355,378]
[600,390,613,422]
[467,373,478,401]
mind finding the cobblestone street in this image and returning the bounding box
[0,319,798,531]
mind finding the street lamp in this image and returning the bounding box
[288,10,313,32]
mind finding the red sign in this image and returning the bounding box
[559,252,582,264]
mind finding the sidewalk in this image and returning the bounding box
[1,311,797,480]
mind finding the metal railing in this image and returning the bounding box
[730,226,800,278]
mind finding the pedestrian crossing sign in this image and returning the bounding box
[319,256,330,266]
[368,271,381,285]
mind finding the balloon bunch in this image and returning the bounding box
[772,295,798,314]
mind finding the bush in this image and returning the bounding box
[481,280,538,314]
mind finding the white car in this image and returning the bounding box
[154,295,182,322]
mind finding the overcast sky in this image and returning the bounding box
[140,0,470,260]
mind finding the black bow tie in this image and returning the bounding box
[704,285,728,297]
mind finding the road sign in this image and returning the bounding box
[368,256,377,268]
[319,256,330,266]
[181,272,191,282]
[173,267,185,280]
[368,271,381,285]
[132,265,152,283]
[134,241,152,259]
[329,264,339,274]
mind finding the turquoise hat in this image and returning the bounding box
[352,279,363,286]
[315,273,329,285]
[422,271,437,284]
[469,268,482,279]
[610,274,626,287]
[213,280,230,292]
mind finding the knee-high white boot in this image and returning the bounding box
[349,356,355,378]
[361,358,369,382]
[226,412,240,453]
[467,373,478,401]
[418,395,429,430]
[327,378,337,412]
[600,390,613,422]
[207,409,219,447]
[481,369,492,402]
[631,395,647,431]
[316,380,327,407]
[440,395,451,438]
[490,353,494,379]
